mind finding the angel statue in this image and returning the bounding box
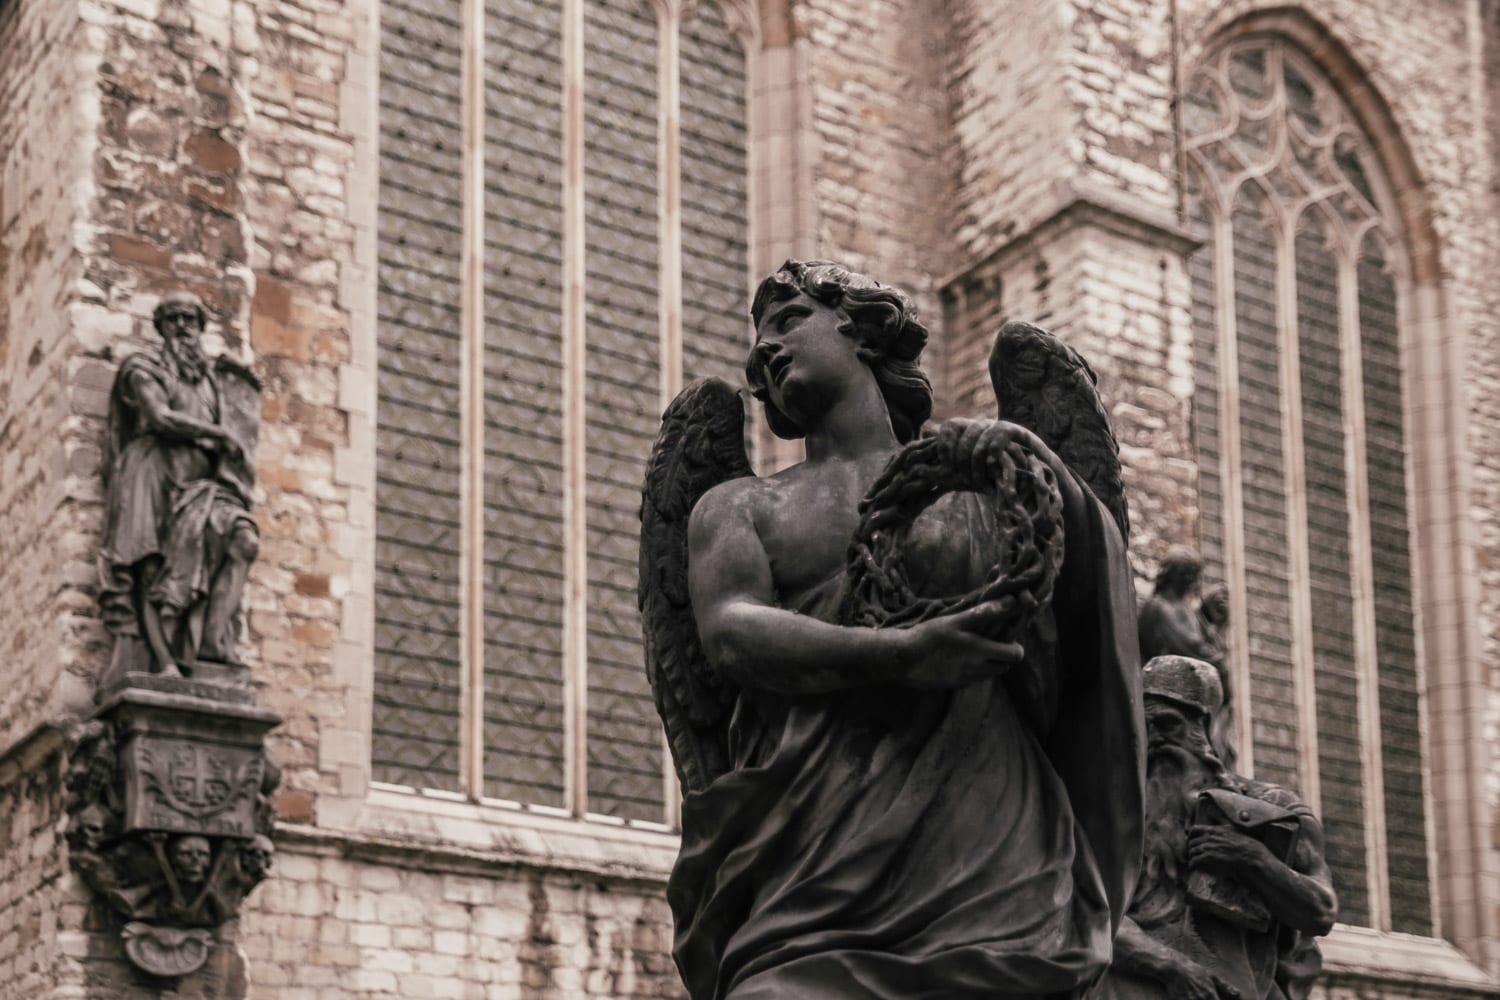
[639,259,1145,1000]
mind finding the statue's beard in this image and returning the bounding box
[1132,740,1227,926]
[168,345,209,383]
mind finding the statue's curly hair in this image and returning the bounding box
[747,259,932,443]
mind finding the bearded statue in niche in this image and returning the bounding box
[99,290,262,681]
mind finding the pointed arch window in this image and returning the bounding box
[1184,37,1432,933]
[370,0,754,827]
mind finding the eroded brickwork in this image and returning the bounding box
[791,0,957,377]
[240,838,678,999]
[0,733,69,1000]
[0,0,104,756]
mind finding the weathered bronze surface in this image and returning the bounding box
[640,260,1145,998]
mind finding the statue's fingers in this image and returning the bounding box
[984,640,1025,663]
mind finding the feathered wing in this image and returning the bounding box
[639,377,754,793]
[989,320,1129,543]
[990,321,1144,931]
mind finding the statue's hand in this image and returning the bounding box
[1162,957,1242,1000]
[901,604,1025,689]
[213,431,244,463]
[1188,823,1272,873]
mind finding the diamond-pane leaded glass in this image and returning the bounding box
[1360,235,1432,935]
[1297,211,1369,924]
[373,0,466,792]
[582,0,664,822]
[372,0,750,828]
[682,0,750,386]
[481,0,568,808]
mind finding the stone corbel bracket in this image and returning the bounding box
[66,685,282,979]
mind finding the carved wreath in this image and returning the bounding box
[844,418,1066,638]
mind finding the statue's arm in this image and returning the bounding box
[687,484,1023,695]
[1256,813,1338,935]
[128,369,232,445]
[1188,809,1337,936]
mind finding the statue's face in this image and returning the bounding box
[749,292,863,430]
[1144,698,1212,756]
[171,836,212,884]
[74,808,107,852]
[159,305,207,374]
[241,838,273,880]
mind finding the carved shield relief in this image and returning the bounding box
[122,736,263,837]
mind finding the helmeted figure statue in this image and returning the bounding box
[640,260,1144,999]
[1104,656,1336,1000]
[99,290,262,678]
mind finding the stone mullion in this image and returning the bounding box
[1275,209,1321,814]
[651,0,687,830]
[561,0,590,819]
[459,0,488,801]
[1212,204,1255,774]
[1341,232,1392,930]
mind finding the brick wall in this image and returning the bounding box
[240,832,678,999]
[0,731,69,1000]
[0,0,104,756]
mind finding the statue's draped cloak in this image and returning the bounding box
[670,482,1143,999]
[100,353,254,630]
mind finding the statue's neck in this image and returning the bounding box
[801,376,899,465]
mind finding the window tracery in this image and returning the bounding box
[1184,36,1430,933]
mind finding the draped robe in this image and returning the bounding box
[670,477,1144,999]
[99,352,256,656]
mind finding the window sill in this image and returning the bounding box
[1321,924,1495,993]
[301,784,680,886]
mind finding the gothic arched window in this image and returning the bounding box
[1184,36,1431,933]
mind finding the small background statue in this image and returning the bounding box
[99,290,262,681]
[1104,655,1336,1000]
[1139,547,1234,766]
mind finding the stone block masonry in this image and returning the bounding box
[239,832,681,1000]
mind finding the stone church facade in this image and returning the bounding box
[1,0,1498,996]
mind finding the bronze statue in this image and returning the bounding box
[1105,656,1335,1000]
[640,260,1144,998]
[1138,549,1225,667]
[1138,548,1235,764]
[100,290,261,679]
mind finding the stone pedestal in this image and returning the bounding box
[66,680,280,988]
